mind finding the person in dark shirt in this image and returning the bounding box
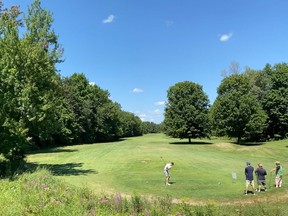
[244,161,255,195]
[255,163,267,192]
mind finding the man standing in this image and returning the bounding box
[163,162,174,185]
[271,161,283,188]
[244,161,255,195]
[255,163,267,192]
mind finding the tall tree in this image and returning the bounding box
[262,63,288,139]
[61,73,123,143]
[119,111,142,137]
[0,0,66,153]
[0,3,31,158]
[163,81,210,143]
[210,74,267,143]
[19,0,64,146]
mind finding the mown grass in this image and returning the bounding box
[26,134,288,202]
[1,133,286,215]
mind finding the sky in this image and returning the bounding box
[4,0,288,123]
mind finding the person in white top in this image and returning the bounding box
[163,162,174,185]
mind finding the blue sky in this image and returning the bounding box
[4,0,288,123]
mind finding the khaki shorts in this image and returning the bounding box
[164,170,170,177]
[246,180,255,187]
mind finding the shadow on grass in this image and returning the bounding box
[169,141,212,145]
[230,142,264,146]
[27,162,98,176]
[27,148,78,155]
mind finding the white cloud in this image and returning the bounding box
[89,82,96,86]
[153,109,162,114]
[132,88,144,93]
[154,101,165,106]
[102,14,115,24]
[138,114,146,121]
[219,33,233,42]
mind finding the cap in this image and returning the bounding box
[246,161,251,165]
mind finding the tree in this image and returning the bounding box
[210,74,267,143]
[0,3,30,157]
[142,121,160,134]
[119,111,142,137]
[262,63,288,139]
[0,0,66,156]
[61,73,123,143]
[19,0,65,147]
[163,81,210,143]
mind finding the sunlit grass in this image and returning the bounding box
[27,134,288,202]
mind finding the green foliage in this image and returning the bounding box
[262,63,288,139]
[0,0,66,152]
[61,73,125,143]
[142,121,161,134]
[164,81,210,143]
[210,74,267,143]
[1,1,142,163]
[119,111,143,137]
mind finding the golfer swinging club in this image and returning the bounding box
[163,162,174,185]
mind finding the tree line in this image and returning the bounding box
[1,0,287,176]
[0,0,150,176]
[164,63,288,144]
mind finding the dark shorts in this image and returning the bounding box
[258,180,266,186]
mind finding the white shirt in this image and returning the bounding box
[164,163,173,171]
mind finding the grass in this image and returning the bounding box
[26,133,288,204]
[0,133,287,215]
[1,168,288,216]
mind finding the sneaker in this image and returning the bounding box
[166,183,171,186]
[253,193,256,195]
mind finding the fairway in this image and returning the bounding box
[27,134,288,202]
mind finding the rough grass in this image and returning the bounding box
[1,168,288,216]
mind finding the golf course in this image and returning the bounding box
[27,133,287,203]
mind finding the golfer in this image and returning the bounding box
[244,161,255,195]
[163,162,174,185]
[255,163,267,192]
[271,161,283,188]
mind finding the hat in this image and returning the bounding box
[246,161,251,165]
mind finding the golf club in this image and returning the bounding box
[160,156,166,165]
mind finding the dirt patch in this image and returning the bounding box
[213,143,236,149]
